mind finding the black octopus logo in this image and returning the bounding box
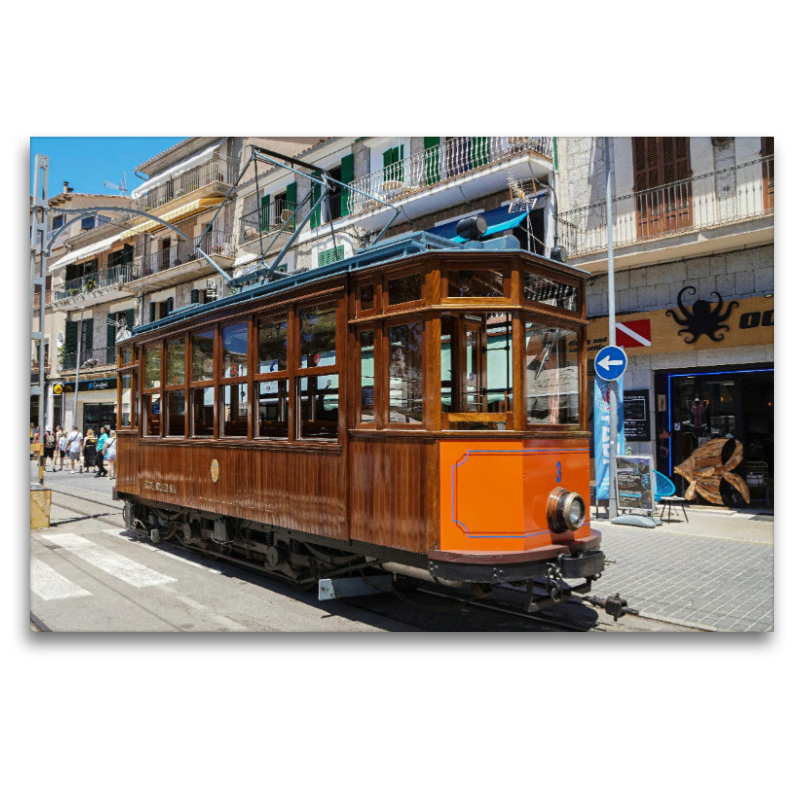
[666,286,739,343]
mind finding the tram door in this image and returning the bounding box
[461,317,487,413]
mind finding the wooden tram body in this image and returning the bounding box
[115,233,605,600]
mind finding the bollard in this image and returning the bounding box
[30,487,52,529]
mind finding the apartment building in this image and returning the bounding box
[34,184,134,431]
[555,136,774,506]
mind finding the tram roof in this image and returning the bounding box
[130,232,587,338]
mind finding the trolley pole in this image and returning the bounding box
[605,137,619,519]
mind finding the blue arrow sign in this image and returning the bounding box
[594,345,627,381]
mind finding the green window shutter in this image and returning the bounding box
[310,172,321,229]
[84,318,93,355]
[286,182,297,230]
[107,313,117,364]
[383,147,404,183]
[340,154,354,217]
[318,245,344,267]
[423,137,440,185]
[260,194,271,231]
[126,308,134,331]
[64,320,77,370]
[472,137,490,168]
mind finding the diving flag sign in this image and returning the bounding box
[616,319,652,348]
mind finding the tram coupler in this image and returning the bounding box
[585,593,639,621]
[523,567,595,614]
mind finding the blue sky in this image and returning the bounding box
[30,137,186,199]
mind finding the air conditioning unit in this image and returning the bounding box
[205,279,219,299]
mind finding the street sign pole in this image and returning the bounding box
[605,137,620,518]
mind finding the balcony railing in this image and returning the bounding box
[239,196,297,244]
[348,137,553,215]
[131,155,238,213]
[61,344,117,372]
[53,262,133,302]
[131,231,235,279]
[556,156,774,258]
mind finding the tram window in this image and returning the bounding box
[257,379,289,438]
[166,390,186,437]
[120,372,136,427]
[166,338,185,386]
[144,345,161,389]
[192,330,215,382]
[299,303,336,369]
[387,273,422,306]
[121,347,132,365]
[388,322,424,424]
[359,284,374,311]
[222,322,248,379]
[523,272,579,313]
[524,322,579,425]
[144,392,161,436]
[257,315,288,373]
[359,330,376,423]
[298,375,339,439]
[441,316,453,413]
[192,387,215,436]
[445,269,506,299]
[221,383,249,437]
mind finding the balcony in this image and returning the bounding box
[346,137,553,229]
[125,231,236,292]
[60,344,118,373]
[130,155,238,214]
[556,156,774,269]
[238,196,296,253]
[53,262,135,306]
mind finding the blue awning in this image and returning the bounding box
[426,203,538,242]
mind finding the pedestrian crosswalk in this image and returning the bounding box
[31,531,178,601]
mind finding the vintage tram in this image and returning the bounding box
[115,229,608,612]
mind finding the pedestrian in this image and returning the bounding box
[66,425,83,473]
[58,428,67,471]
[95,426,108,477]
[83,428,97,473]
[105,430,117,479]
[43,428,56,470]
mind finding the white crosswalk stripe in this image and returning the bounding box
[42,533,177,588]
[31,558,92,601]
[101,529,223,574]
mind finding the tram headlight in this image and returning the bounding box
[547,488,586,533]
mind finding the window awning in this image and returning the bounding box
[426,194,548,242]
[118,197,222,239]
[48,232,125,272]
[131,140,223,199]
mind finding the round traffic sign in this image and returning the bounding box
[594,345,627,381]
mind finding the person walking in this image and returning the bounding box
[57,428,67,471]
[43,429,56,470]
[83,428,97,473]
[95,426,109,477]
[105,430,117,479]
[66,426,83,473]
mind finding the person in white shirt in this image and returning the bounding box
[66,426,83,473]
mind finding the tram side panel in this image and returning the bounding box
[119,439,347,541]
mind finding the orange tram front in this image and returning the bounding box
[115,233,608,613]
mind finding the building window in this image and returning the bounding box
[632,137,692,238]
[318,245,344,267]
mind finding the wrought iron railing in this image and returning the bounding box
[556,156,774,257]
[131,156,238,213]
[239,196,297,244]
[54,262,133,301]
[61,344,117,371]
[131,231,235,279]
[348,137,553,215]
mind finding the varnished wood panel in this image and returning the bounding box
[349,437,438,553]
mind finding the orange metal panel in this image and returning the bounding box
[439,439,591,552]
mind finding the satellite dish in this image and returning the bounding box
[103,172,128,195]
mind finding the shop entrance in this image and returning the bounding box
[83,403,116,434]
[655,366,774,507]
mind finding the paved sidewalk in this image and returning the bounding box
[590,506,774,632]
